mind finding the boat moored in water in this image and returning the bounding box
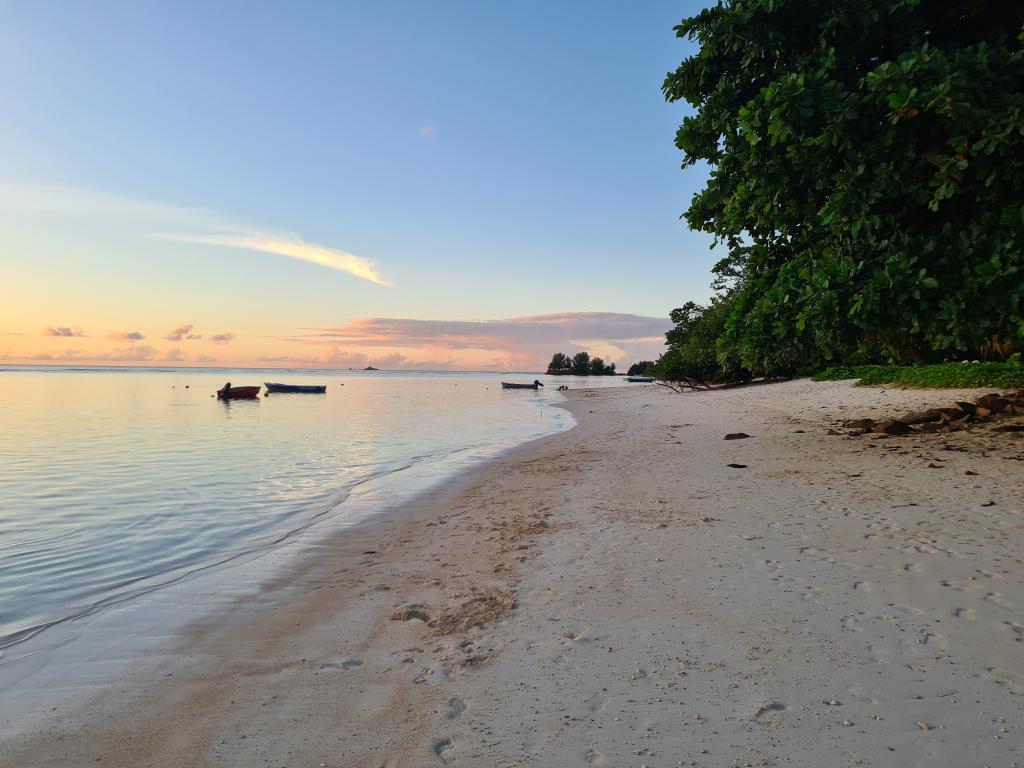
[216,384,261,399]
[501,380,544,390]
[264,382,328,394]
[625,376,655,383]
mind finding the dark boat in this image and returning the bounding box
[626,376,655,383]
[501,380,544,390]
[217,384,261,399]
[264,382,327,394]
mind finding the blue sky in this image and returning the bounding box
[1,1,715,369]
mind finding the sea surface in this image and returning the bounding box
[0,367,628,654]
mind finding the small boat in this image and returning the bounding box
[264,382,327,394]
[217,384,261,399]
[626,376,655,383]
[501,380,544,390]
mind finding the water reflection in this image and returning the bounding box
[0,367,628,648]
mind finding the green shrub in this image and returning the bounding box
[813,360,1024,388]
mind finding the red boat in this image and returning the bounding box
[216,384,261,399]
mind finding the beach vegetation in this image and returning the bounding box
[663,0,1024,377]
[814,356,1024,388]
[654,296,749,384]
[627,361,655,376]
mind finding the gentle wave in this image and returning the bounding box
[0,368,625,650]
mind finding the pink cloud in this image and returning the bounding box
[163,348,188,362]
[165,324,202,341]
[286,312,671,369]
[109,330,146,342]
[210,332,234,344]
[42,326,86,337]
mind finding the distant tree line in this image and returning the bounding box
[547,351,616,376]
[654,0,1024,385]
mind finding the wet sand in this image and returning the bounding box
[2,379,1023,767]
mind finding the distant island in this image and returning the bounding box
[546,352,616,376]
[363,366,378,371]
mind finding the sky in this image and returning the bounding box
[0,1,714,370]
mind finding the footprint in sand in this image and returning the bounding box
[442,697,466,719]
[752,701,788,721]
[432,736,453,762]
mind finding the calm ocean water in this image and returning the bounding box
[0,367,627,652]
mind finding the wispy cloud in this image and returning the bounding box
[156,233,390,286]
[108,330,146,342]
[165,323,201,341]
[210,332,234,344]
[42,326,86,337]
[1,181,390,286]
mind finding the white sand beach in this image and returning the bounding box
[2,379,1023,767]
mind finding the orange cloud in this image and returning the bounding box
[42,326,86,337]
[108,331,146,342]
[210,332,234,344]
[29,346,159,363]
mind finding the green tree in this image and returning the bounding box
[546,352,572,374]
[627,361,655,376]
[572,351,591,375]
[589,356,606,375]
[655,296,748,383]
[664,0,1024,373]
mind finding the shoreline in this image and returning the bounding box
[3,379,1023,766]
[0,388,577,730]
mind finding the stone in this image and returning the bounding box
[873,419,914,435]
[724,432,752,440]
[843,418,876,430]
[897,409,944,425]
[976,394,1009,412]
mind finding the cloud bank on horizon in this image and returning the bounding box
[7,312,670,370]
[277,312,672,370]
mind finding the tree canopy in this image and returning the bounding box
[664,0,1024,375]
[546,351,616,375]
